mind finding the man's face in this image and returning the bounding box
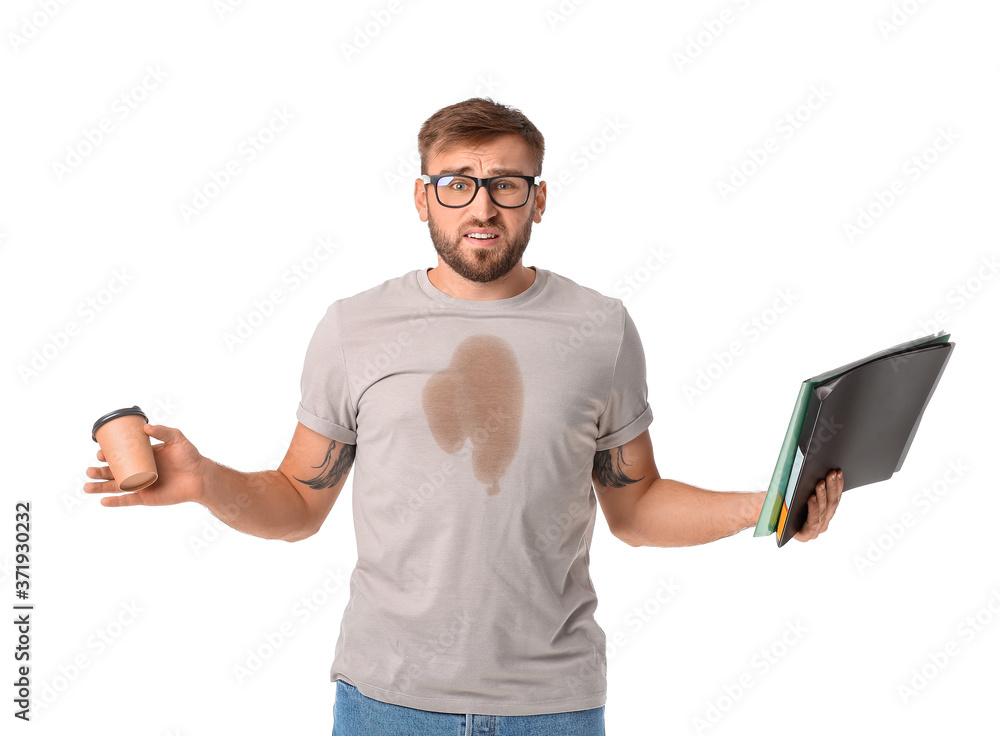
[415,134,546,284]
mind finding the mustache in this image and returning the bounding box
[461,218,505,232]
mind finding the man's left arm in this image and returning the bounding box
[592,429,843,547]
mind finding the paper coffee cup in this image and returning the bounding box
[92,406,158,492]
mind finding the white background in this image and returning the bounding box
[2,1,998,734]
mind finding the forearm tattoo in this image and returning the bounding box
[294,440,356,490]
[593,446,645,488]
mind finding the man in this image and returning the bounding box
[85,98,843,735]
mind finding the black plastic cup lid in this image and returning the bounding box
[92,406,148,442]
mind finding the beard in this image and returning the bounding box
[427,205,534,284]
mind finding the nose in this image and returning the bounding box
[467,181,498,220]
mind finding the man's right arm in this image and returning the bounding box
[86,421,354,542]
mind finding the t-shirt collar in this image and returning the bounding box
[416,266,547,309]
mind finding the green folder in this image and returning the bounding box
[754,331,953,538]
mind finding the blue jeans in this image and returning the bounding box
[333,680,606,735]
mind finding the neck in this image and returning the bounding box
[427,262,536,301]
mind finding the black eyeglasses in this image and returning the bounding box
[421,174,540,208]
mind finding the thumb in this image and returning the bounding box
[144,423,181,443]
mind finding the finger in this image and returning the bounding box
[85,478,119,494]
[145,423,181,444]
[820,469,844,533]
[799,480,827,541]
[814,478,828,521]
[86,466,114,481]
[795,495,819,541]
[831,469,844,500]
[100,491,150,508]
[96,448,106,463]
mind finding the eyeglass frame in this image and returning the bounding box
[420,173,541,209]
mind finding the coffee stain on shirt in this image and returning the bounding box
[422,335,524,496]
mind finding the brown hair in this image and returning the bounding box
[417,98,545,176]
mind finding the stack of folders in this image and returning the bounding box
[754,332,955,547]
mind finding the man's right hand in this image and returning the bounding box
[86,420,352,541]
[85,423,206,508]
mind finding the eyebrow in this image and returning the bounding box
[436,166,527,177]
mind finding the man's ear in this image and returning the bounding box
[414,178,429,223]
[532,181,546,224]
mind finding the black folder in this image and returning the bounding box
[754,333,955,547]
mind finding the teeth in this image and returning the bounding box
[467,233,497,239]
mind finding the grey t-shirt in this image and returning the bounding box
[296,265,654,716]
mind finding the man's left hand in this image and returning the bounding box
[793,468,844,542]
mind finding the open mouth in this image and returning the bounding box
[464,229,501,245]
